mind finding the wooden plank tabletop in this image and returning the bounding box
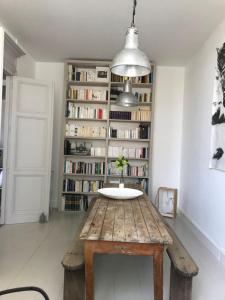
[80,194,172,245]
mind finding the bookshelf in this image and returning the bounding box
[61,60,155,211]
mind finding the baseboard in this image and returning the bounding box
[179,208,225,267]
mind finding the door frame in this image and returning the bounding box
[0,76,12,224]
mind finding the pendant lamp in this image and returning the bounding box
[116,80,138,107]
[111,0,151,77]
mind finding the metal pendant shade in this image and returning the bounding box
[116,80,138,107]
[110,0,151,77]
[111,27,151,77]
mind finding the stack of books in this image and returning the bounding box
[68,65,109,83]
[90,147,106,157]
[63,194,89,211]
[65,124,106,138]
[68,87,108,101]
[66,102,107,120]
[63,179,104,192]
[108,162,148,177]
[134,91,151,103]
[64,161,105,175]
[109,109,151,121]
[108,146,148,158]
[111,74,152,84]
[109,125,149,139]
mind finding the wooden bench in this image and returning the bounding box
[61,198,97,300]
[62,196,198,300]
[165,223,199,300]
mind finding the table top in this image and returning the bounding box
[80,194,172,245]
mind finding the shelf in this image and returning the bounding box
[108,157,149,161]
[68,81,109,87]
[108,175,149,179]
[64,173,105,177]
[68,81,151,88]
[110,100,152,106]
[62,191,98,195]
[64,155,105,159]
[65,136,106,140]
[109,138,150,142]
[63,60,155,203]
[109,119,150,123]
[66,118,107,122]
[111,82,152,88]
[66,99,108,105]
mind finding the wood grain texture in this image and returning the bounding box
[165,223,199,277]
[80,195,172,245]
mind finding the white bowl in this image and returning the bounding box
[97,187,143,200]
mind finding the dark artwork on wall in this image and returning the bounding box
[210,42,225,171]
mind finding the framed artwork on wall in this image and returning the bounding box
[155,187,177,219]
[210,42,225,171]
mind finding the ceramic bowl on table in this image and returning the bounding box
[97,187,143,200]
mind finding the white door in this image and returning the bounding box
[5,76,54,224]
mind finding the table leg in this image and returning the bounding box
[85,241,94,300]
[153,250,163,300]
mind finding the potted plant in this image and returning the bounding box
[115,156,129,188]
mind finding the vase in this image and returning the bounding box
[119,175,124,188]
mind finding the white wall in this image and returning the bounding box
[152,66,184,200]
[35,62,64,208]
[17,52,36,78]
[180,18,225,263]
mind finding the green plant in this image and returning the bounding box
[115,156,129,179]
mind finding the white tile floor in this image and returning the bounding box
[0,211,225,300]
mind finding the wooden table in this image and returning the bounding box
[80,194,172,300]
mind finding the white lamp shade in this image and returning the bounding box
[111,27,151,77]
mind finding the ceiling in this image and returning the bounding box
[0,0,225,65]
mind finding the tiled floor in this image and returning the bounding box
[0,211,225,300]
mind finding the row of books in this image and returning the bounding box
[109,109,151,121]
[111,74,153,84]
[68,87,108,101]
[108,162,148,177]
[64,141,106,156]
[108,146,148,159]
[66,103,107,120]
[68,66,109,82]
[62,194,89,211]
[63,179,104,192]
[65,124,107,138]
[134,91,151,103]
[109,125,149,139]
[90,147,106,157]
[64,161,105,175]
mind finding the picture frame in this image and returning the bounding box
[96,67,110,82]
[155,187,177,218]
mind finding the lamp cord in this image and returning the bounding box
[131,0,137,27]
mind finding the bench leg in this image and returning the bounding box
[169,264,193,300]
[63,267,85,300]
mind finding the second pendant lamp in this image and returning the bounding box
[116,80,138,107]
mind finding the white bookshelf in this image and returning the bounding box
[61,59,155,211]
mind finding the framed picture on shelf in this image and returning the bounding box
[155,187,177,218]
[96,67,109,82]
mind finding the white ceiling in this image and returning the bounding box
[0,0,225,65]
